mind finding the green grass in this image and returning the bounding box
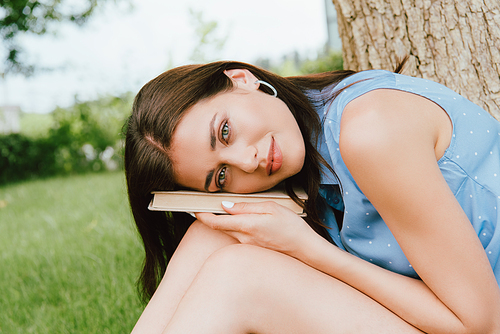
[0,172,144,333]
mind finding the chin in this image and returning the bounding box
[246,182,281,194]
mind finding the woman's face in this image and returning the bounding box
[170,69,306,193]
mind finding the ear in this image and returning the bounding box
[223,69,259,92]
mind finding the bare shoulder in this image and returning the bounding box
[339,88,451,164]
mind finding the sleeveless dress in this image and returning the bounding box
[312,69,500,284]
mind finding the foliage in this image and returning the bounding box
[0,0,114,75]
[0,171,143,333]
[48,93,132,174]
[20,112,53,138]
[0,133,58,184]
[0,93,132,185]
[299,50,343,74]
[188,8,227,63]
[255,48,344,76]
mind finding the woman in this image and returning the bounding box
[125,59,500,333]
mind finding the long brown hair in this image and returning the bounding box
[124,61,357,302]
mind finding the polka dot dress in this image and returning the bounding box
[313,70,500,283]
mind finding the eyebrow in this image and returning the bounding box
[204,169,215,192]
[205,113,218,191]
[210,113,217,151]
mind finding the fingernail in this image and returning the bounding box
[221,201,234,208]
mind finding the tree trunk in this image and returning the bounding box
[332,0,500,120]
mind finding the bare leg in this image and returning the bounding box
[131,221,239,334]
[164,244,423,334]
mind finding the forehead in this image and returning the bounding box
[169,96,219,191]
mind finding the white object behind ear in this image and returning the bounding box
[255,80,277,98]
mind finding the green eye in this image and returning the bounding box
[221,122,230,142]
[217,167,227,188]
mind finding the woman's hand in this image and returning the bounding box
[194,201,320,258]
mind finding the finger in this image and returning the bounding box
[220,200,276,215]
[218,230,253,245]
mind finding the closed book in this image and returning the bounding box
[149,187,307,216]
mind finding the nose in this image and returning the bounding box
[222,145,260,173]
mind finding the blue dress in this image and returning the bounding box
[313,70,500,284]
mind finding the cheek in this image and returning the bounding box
[240,112,266,130]
[229,173,275,193]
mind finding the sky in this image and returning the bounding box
[1,0,338,114]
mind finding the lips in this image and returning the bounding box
[267,137,283,176]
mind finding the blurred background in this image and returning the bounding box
[0,0,342,332]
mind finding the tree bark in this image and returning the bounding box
[332,0,500,120]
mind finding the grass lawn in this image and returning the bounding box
[0,171,145,333]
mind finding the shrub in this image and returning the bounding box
[0,94,132,185]
[0,134,58,184]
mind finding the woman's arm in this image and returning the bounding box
[336,88,500,333]
[297,233,465,333]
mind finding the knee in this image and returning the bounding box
[182,220,238,247]
[197,244,269,293]
[204,244,262,274]
[185,220,210,237]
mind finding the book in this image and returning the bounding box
[148,187,308,216]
